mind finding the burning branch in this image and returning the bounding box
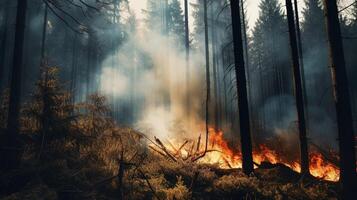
[147,133,215,163]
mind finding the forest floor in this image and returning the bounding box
[0,127,340,200]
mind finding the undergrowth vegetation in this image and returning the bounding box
[0,67,339,200]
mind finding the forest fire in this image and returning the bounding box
[151,127,340,182]
[201,129,340,182]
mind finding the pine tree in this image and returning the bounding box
[302,0,326,49]
[168,0,185,44]
[250,0,291,132]
[145,0,164,32]
[301,0,334,138]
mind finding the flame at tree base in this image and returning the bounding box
[202,129,340,182]
[152,128,340,182]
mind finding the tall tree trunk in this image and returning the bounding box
[70,33,78,103]
[210,3,219,132]
[184,0,190,117]
[285,0,310,175]
[230,0,253,175]
[293,0,309,129]
[240,0,253,132]
[5,0,28,169]
[0,0,9,89]
[40,4,48,61]
[322,0,357,198]
[86,32,92,97]
[203,0,210,153]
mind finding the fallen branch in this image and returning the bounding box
[154,137,177,162]
[149,146,169,158]
[223,157,233,169]
[174,140,189,156]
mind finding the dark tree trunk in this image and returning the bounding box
[117,152,125,200]
[86,32,93,97]
[70,33,78,103]
[40,4,48,61]
[286,0,310,175]
[203,0,210,152]
[230,0,253,175]
[210,3,219,132]
[293,0,309,128]
[240,0,253,132]
[5,0,28,169]
[322,0,357,198]
[0,0,9,89]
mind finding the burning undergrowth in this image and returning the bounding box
[148,127,340,182]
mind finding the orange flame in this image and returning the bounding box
[202,128,340,182]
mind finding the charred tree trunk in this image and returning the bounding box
[322,0,357,198]
[230,0,253,175]
[5,0,28,169]
[286,0,310,175]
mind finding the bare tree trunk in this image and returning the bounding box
[86,31,93,97]
[5,0,28,169]
[294,0,309,129]
[210,3,219,132]
[40,4,48,61]
[286,0,310,175]
[230,0,253,175]
[322,0,357,198]
[70,33,78,103]
[184,0,190,117]
[240,0,253,133]
[0,0,9,89]
[203,0,210,153]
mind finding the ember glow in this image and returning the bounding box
[152,128,340,182]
